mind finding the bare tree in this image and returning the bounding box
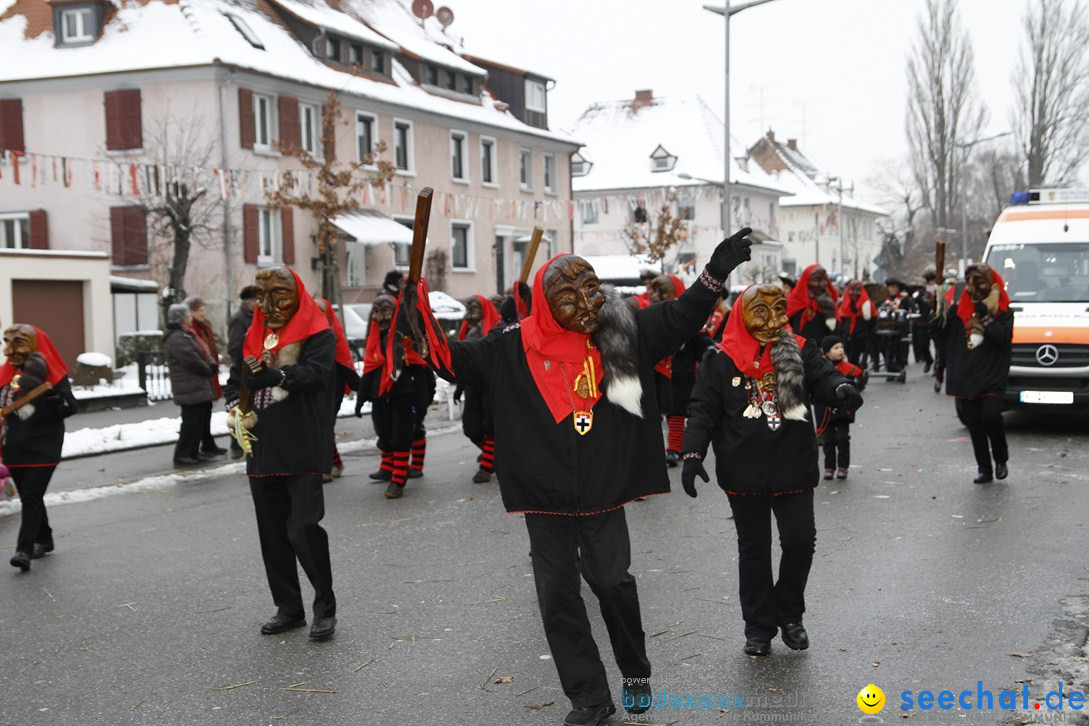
[1013,0,1089,186]
[906,0,986,231]
[621,193,688,264]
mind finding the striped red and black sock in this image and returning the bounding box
[331,444,343,470]
[667,415,685,453]
[410,437,426,473]
[479,437,495,474]
[391,450,410,487]
[380,450,394,476]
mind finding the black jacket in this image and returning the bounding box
[227,307,254,365]
[931,308,1013,397]
[436,281,722,515]
[668,333,712,416]
[1,378,78,466]
[223,330,336,476]
[683,340,846,496]
[790,311,836,347]
[163,325,217,407]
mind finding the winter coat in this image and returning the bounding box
[0,378,77,466]
[814,360,867,427]
[668,332,712,417]
[683,340,846,496]
[223,329,336,476]
[163,325,217,406]
[191,319,222,400]
[227,307,254,365]
[931,307,1014,398]
[438,280,723,516]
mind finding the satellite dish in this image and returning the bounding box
[436,5,454,27]
[411,0,434,20]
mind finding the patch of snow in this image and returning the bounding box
[76,352,112,368]
[110,275,159,290]
[580,254,655,282]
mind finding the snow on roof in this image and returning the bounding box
[568,94,791,196]
[110,275,160,290]
[0,0,572,145]
[344,0,485,76]
[266,0,398,51]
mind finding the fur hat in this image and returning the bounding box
[821,334,844,354]
[166,303,191,326]
[383,270,402,290]
[239,285,257,300]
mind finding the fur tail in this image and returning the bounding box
[771,330,808,421]
[593,287,644,418]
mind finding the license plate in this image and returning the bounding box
[1020,390,1074,404]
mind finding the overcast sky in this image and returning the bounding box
[447,0,1072,201]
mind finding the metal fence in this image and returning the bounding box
[136,351,172,402]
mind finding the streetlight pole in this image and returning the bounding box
[954,131,1012,267]
[828,175,854,281]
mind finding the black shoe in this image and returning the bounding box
[743,636,771,656]
[665,450,680,468]
[31,543,53,559]
[385,481,405,499]
[173,457,201,466]
[202,446,228,456]
[973,471,994,484]
[924,361,933,373]
[780,622,809,650]
[564,702,616,726]
[472,469,492,484]
[309,615,336,641]
[407,469,423,479]
[9,551,30,571]
[368,469,392,481]
[260,612,306,635]
[995,462,1008,480]
[622,680,652,714]
[199,451,219,459]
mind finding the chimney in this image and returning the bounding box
[767,129,775,142]
[787,138,798,151]
[633,89,653,109]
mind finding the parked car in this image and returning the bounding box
[332,304,369,359]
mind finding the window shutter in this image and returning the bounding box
[124,206,148,265]
[28,209,48,249]
[278,95,299,153]
[110,207,127,264]
[104,90,123,150]
[121,89,142,150]
[243,204,259,263]
[281,207,295,265]
[0,98,25,153]
[239,88,255,150]
[322,99,336,161]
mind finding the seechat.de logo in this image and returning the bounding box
[857,684,886,715]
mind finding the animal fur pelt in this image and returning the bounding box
[770,329,808,421]
[965,285,1001,349]
[592,287,643,418]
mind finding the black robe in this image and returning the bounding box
[434,281,722,515]
[683,341,846,496]
[223,330,336,476]
[931,308,1014,398]
[1,379,78,466]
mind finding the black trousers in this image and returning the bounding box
[822,420,851,469]
[175,402,209,460]
[525,508,651,708]
[726,490,816,641]
[461,387,493,444]
[249,474,336,619]
[846,333,868,367]
[912,325,934,365]
[12,465,56,554]
[372,394,414,452]
[955,396,1008,473]
[200,400,218,452]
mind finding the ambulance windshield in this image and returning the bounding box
[986,242,1089,303]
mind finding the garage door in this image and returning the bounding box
[12,279,86,368]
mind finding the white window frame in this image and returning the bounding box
[257,207,281,264]
[356,111,377,166]
[525,79,546,113]
[252,92,275,152]
[0,212,30,250]
[450,130,469,183]
[450,220,473,270]
[346,246,363,288]
[519,147,533,191]
[60,7,94,43]
[543,153,556,194]
[393,118,414,175]
[393,215,414,267]
[480,136,498,187]
[579,200,599,226]
[325,36,341,62]
[299,102,322,160]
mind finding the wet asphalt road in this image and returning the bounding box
[1,363,1088,726]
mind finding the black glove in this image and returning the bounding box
[681,455,710,498]
[836,383,863,411]
[247,365,284,390]
[15,353,47,394]
[706,227,753,280]
[453,385,463,403]
[974,301,989,318]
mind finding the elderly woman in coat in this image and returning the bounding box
[164,303,218,466]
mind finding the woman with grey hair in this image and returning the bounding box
[164,303,218,466]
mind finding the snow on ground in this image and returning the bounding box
[76,352,112,367]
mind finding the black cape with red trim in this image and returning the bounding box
[0,328,78,466]
[422,278,725,515]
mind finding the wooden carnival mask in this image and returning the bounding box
[543,256,606,335]
[464,297,483,324]
[808,266,830,299]
[741,285,789,344]
[647,275,678,304]
[965,264,994,303]
[847,280,864,301]
[2,324,38,368]
[255,267,300,332]
[372,296,396,332]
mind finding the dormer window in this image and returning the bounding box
[349,43,363,66]
[650,144,677,173]
[54,3,102,47]
[224,13,264,50]
[525,79,546,113]
[325,36,341,62]
[427,65,439,85]
[371,50,385,73]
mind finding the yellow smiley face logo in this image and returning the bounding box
[856,684,885,714]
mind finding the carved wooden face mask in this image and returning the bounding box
[465,298,483,325]
[847,280,863,300]
[808,266,829,298]
[255,267,300,331]
[647,275,678,304]
[544,256,606,335]
[742,285,789,344]
[372,297,395,332]
[965,264,994,303]
[2,324,38,368]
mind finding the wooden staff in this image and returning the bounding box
[519,226,545,284]
[0,382,53,418]
[935,240,948,317]
[407,188,434,284]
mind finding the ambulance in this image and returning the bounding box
[982,188,1089,408]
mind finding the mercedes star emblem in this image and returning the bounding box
[1035,344,1059,366]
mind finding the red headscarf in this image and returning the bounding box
[718,284,806,378]
[316,299,356,372]
[361,297,395,375]
[0,326,68,388]
[519,253,604,424]
[364,295,426,394]
[836,283,873,336]
[956,268,1010,328]
[665,274,686,298]
[242,268,330,360]
[458,295,501,341]
[512,280,531,321]
[786,264,839,324]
